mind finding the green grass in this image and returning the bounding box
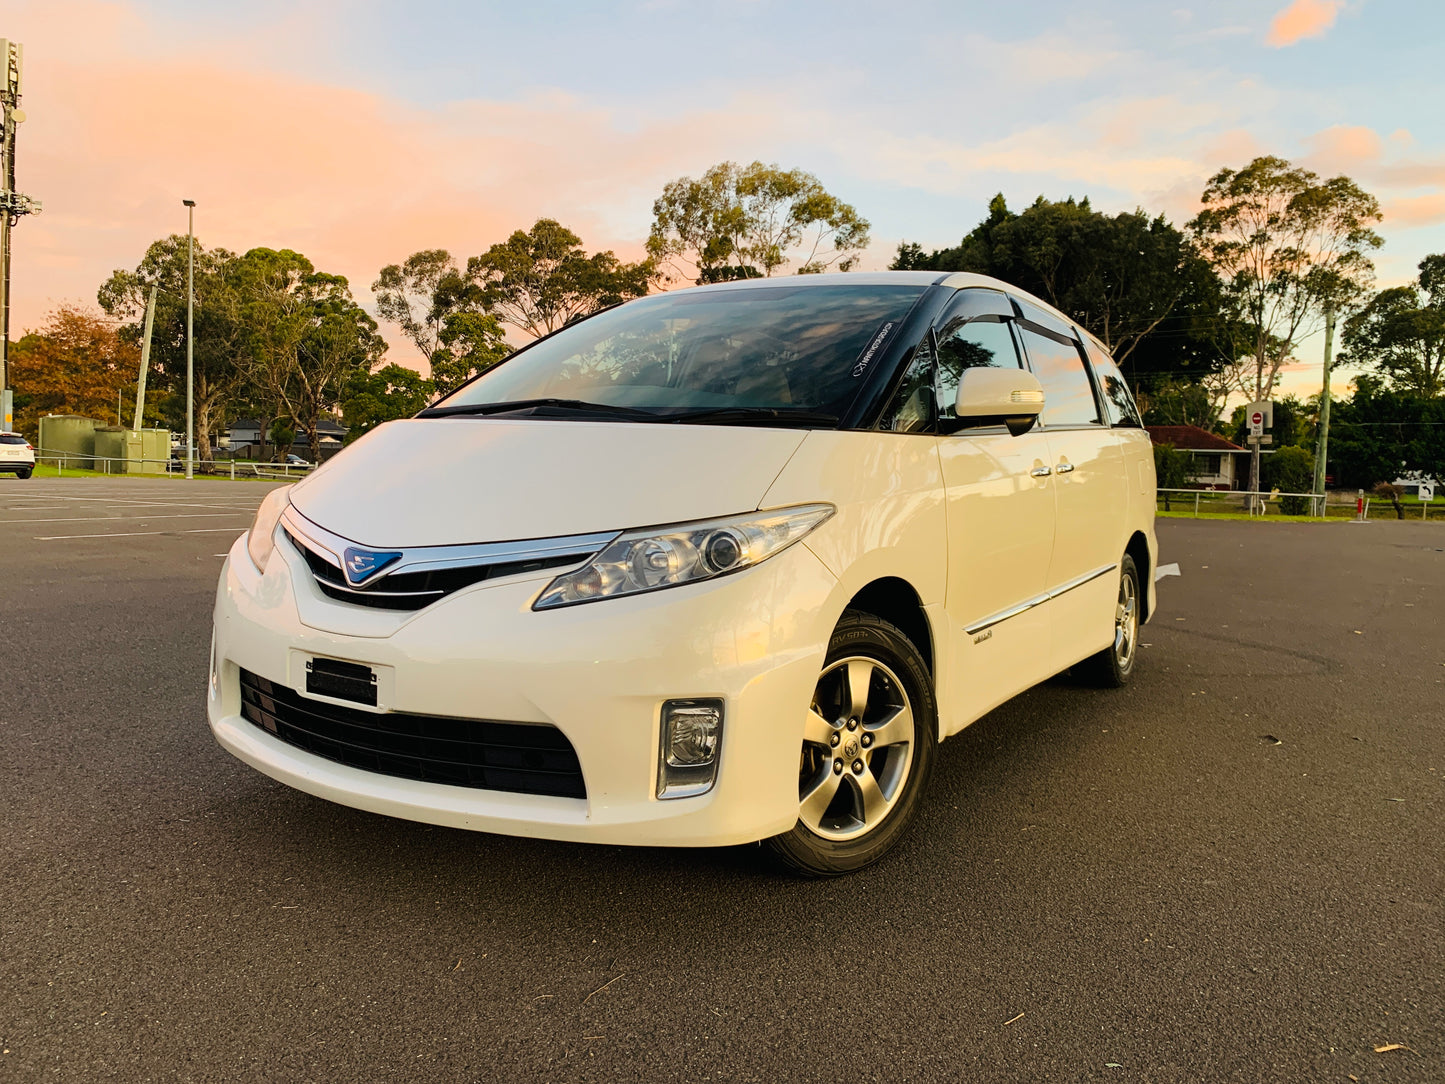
[26,462,287,482]
[1156,509,1342,523]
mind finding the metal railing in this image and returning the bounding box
[34,447,314,480]
[1157,488,1435,521]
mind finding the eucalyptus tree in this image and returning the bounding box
[892,194,1233,386]
[1340,253,1445,397]
[98,235,247,462]
[1189,155,1383,494]
[372,249,465,364]
[467,218,651,338]
[648,161,870,284]
[238,249,383,458]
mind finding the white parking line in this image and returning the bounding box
[9,512,255,524]
[35,527,250,540]
[13,494,263,511]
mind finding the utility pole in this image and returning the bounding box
[132,285,157,431]
[1,39,43,431]
[183,199,195,479]
[1312,300,1337,513]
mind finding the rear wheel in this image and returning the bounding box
[1079,554,1140,687]
[18,467,33,479]
[767,610,936,877]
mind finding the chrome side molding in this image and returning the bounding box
[963,563,1118,636]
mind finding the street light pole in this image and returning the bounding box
[183,199,195,479]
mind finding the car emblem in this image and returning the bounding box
[341,546,403,587]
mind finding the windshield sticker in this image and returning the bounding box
[852,322,895,378]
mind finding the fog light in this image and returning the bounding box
[657,699,724,799]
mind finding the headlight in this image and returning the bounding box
[533,503,834,610]
[245,485,292,573]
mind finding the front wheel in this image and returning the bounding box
[1079,554,1140,688]
[767,611,937,877]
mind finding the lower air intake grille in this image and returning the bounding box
[239,669,586,799]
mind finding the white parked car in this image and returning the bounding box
[209,272,1156,874]
[0,432,36,478]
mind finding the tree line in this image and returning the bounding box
[894,156,1444,488]
[5,154,1443,487]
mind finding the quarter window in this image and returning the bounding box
[1083,339,1143,427]
[1018,326,1100,427]
[879,338,935,433]
[936,317,1022,425]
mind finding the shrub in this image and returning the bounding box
[1264,445,1314,513]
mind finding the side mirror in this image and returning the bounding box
[952,368,1045,437]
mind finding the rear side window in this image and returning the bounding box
[1017,326,1100,427]
[1083,340,1143,427]
[936,317,1022,426]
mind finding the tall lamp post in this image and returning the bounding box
[183,199,195,479]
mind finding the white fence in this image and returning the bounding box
[1158,487,1436,520]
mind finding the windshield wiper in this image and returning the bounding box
[653,406,839,428]
[417,398,662,420]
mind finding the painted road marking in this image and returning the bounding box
[35,527,250,540]
[10,494,265,511]
[10,512,255,524]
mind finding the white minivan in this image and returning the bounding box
[209,272,1156,874]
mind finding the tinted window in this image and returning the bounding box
[936,317,1022,425]
[1018,327,1099,427]
[1083,339,1143,427]
[0,434,27,444]
[434,285,926,420]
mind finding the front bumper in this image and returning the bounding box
[208,529,839,846]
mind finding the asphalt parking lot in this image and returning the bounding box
[2,477,1441,1083]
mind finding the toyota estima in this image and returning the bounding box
[210,271,1156,875]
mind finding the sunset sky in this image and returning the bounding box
[6,0,1444,398]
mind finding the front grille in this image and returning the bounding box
[239,669,586,799]
[285,529,583,611]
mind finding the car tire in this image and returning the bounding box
[1078,554,1140,688]
[18,467,32,479]
[767,610,937,877]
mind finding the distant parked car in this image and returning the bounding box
[0,432,36,479]
[284,454,311,468]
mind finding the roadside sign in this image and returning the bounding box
[1249,409,1264,438]
[1246,434,1273,445]
[1245,400,1274,430]
[1421,481,1436,502]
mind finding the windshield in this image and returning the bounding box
[431,284,926,421]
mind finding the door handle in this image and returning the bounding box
[1030,466,1052,477]
[1055,462,1075,474]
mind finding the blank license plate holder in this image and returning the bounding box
[305,656,378,706]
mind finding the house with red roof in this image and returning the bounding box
[1145,425,1251,490]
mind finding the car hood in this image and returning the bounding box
[287,418,810,548]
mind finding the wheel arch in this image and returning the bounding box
[842,576,934,676]
[1125,530,1152,622]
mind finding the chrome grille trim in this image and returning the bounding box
[280,506,618,608]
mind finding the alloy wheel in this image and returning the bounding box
[1114,571,1138,670]
[798,656,916,841]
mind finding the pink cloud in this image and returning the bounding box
[3,0,776,360]
[1384,193,1445,229]
[1304,125,1383,169]
[1266,0,1343,47]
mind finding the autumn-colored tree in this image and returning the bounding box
[8,305,140,439]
